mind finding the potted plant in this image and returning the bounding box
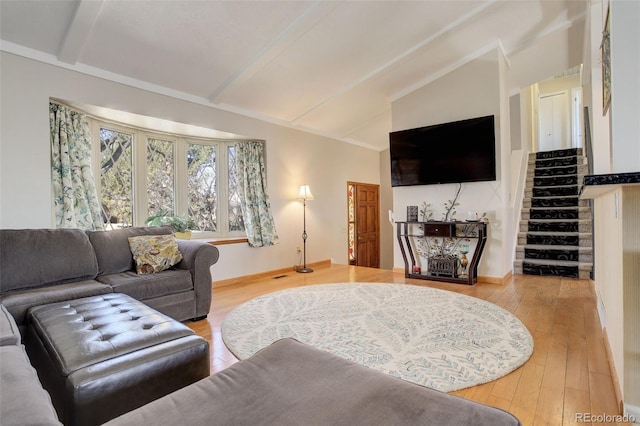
[145,210,196,239]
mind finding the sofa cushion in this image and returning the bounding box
[0,229,98,293]
[128,235,183,274]
[87,226,173,275]
[0,280,112,327]
[97,269,192,301]
[105,338,521,426]
[0,345,62,425]
[0,304,20,346]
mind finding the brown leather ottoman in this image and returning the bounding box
[25,294,209,426]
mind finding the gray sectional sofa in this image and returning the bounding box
[0,226,219,331]
[1,303,62,425]
[106,338,522,426]
[0,226,219,425]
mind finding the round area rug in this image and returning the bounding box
[221,283,533,392]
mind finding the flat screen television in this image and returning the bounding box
[390,115,496,187]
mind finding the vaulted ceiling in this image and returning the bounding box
[0,0,586,150]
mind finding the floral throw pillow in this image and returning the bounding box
[128,234,183,274]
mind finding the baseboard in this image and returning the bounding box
[391,267,505,285]
[602,326,626,417]
[478,270,512,285]
[214,259,332,288]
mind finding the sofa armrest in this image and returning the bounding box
[0,304,20,346]
[0,345,62,425]
[175,241,219,319]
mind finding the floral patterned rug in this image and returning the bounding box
[221,283,533,392]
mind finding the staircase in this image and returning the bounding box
[514,148,593,279]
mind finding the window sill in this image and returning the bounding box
[190,237,249,246]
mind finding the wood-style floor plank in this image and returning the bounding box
[186,264,628,426]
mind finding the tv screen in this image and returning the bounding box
[390,115,496,187]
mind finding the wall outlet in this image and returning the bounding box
[296,246,302,254]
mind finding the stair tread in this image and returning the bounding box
[523,218,585,222]
[517,244,591,251]
[515,258,593,267]
[528,206,589,210]
[529,183,580,187]
[519,230,591,235]
[517,149,593,277]
[531,194,579,198]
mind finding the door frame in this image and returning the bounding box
[347,181,380,267]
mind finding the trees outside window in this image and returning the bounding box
[93,120,244,237]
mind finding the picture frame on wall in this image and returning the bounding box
[601,4,611,115]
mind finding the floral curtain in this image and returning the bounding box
[50,102,104,230]
[235,140,279,247]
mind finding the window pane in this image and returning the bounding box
[100,128,133,229]
[227,146,245,232]
[187,143,217,231]
[147,138,175,216]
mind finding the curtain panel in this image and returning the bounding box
[235,140,279,247]
[50,103,104,230]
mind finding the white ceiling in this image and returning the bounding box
[0,0,586,151]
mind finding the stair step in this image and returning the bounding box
[532,186,580,197]
[514,259,593,279]
[521,219,592,233]
[527,221,579,233]
[534,148,583,159]
[524,198,590,208]
[532,175,578,187]
[513,258,592,279]
[528,163,588,177]
[515,245,592,262]
[530,196,580,208]
[520,232,586,246]
[535,157,578,168]
[526,208,580,220]
[526,247,579,261]
[533,165,578,177]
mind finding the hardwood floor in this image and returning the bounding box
[187,264,627,426]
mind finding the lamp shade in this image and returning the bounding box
[297,185,314,200]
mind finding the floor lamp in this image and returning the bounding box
[297,185,314,273]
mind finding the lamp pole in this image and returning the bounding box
[297,185,314,273]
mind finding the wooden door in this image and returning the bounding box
[348,182,380,268]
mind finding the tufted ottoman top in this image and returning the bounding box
[28,294,196,375]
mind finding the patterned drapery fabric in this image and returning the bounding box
[235,140,279,247]
[50,102,104,230]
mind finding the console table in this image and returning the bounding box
[396,221,487,285]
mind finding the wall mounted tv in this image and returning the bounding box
[390,115,496,187]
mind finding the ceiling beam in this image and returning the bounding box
[207,1,339,103]
[57,0,104,64]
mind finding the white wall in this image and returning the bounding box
[584,0,612,173]
[0,52,381,281]
[583,0,640,414]
[390,49,512,280]
[609,0,640,173]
